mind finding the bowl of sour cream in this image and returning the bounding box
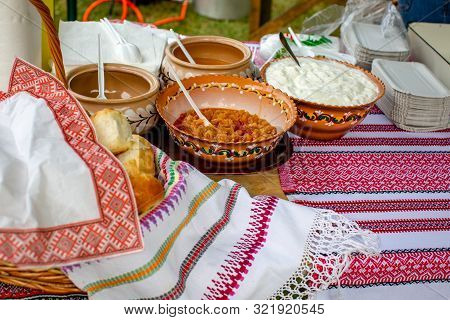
[261,57,385,140]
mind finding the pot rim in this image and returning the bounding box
[67,63,160,104]
[156,74,297,146]
[260,56,386,111]
[165,35,252,71]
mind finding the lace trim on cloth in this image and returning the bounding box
[269,209,380,300]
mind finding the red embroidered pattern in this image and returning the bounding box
[291,137,450,147]
[0,281,86,300]
[280,152,449,194]
[352,124,450,133]
[203,196,279,300]
[293,199,450,213]
[0,59,143,266]
[279,108,450,288]
[356,218,450,233]
[370,105,383,114]
[339,250,450,286]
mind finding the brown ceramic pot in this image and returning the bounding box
[261,57,385,140]
[161,36,255,85]
[67,63,160,134]
[156,75,297,164]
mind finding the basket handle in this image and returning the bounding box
[29,0,67,88]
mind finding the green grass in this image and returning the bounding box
[55,0,328,40]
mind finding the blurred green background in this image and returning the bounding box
[55,0,330,40]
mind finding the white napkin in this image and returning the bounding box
[59,21,168,75]
[0,92,100,229]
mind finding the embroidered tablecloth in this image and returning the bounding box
[279,106,450,299]
[245,41,450,299]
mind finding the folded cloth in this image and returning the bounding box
[58,21,168,75]
[64,148,379,299]
[0,59,143,267]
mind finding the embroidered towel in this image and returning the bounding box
[0,59,143,267]
[65,148,379,299]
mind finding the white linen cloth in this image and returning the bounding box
[0,92,100,228]
[65,148,379,299]
[59,21,168,75]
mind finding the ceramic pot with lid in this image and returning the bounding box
[161,35,255,85]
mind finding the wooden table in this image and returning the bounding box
[209,168,287,200]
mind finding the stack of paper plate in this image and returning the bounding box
[343,22,409,70]
[372,59,450,132]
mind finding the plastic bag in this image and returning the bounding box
[341,0,388,34]
[301,4,345,36]
[340,0,410,69]
[341,0,407,37]
[302,1,408,41]
[381,2,408,38]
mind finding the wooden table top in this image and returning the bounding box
[208,168,287,200]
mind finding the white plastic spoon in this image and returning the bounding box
[166,62,212,127]
[100,18,142,63]
[97,34,107,100]
[288,27,315,57]
[170,29,196,64]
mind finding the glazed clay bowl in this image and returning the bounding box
[161,35,255,85]
[156,75,297,164]
[67,63,160,134]
[261,57,385,140]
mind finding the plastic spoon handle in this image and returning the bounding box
[100,18,122,44]
[97,34,107,100]
[170,29,196,65]
[288,27,303,49]
[279,32,301,67]
[166,62,212,127]
[102,18,126,44]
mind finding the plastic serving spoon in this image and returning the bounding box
[100,18,142,64]
[166,62,212,127]
[97,34,107,100]
[170,29,196,64]
[288,27,315,57]
[279,32,301,67]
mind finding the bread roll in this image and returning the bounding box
[131,175,164,214]
[118,135,164,213]
[117,135,156,178]
[91,109,132,154]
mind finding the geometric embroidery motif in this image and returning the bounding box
[204,195,279,300]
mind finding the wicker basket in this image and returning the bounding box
[0,0,81,294]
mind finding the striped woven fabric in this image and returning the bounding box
[64,148,378,300]
[279,107,450,299]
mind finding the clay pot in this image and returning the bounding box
[67,63,160,134]
[156,75,297,164]
[161,36,255,85]
[261,57,385,140]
